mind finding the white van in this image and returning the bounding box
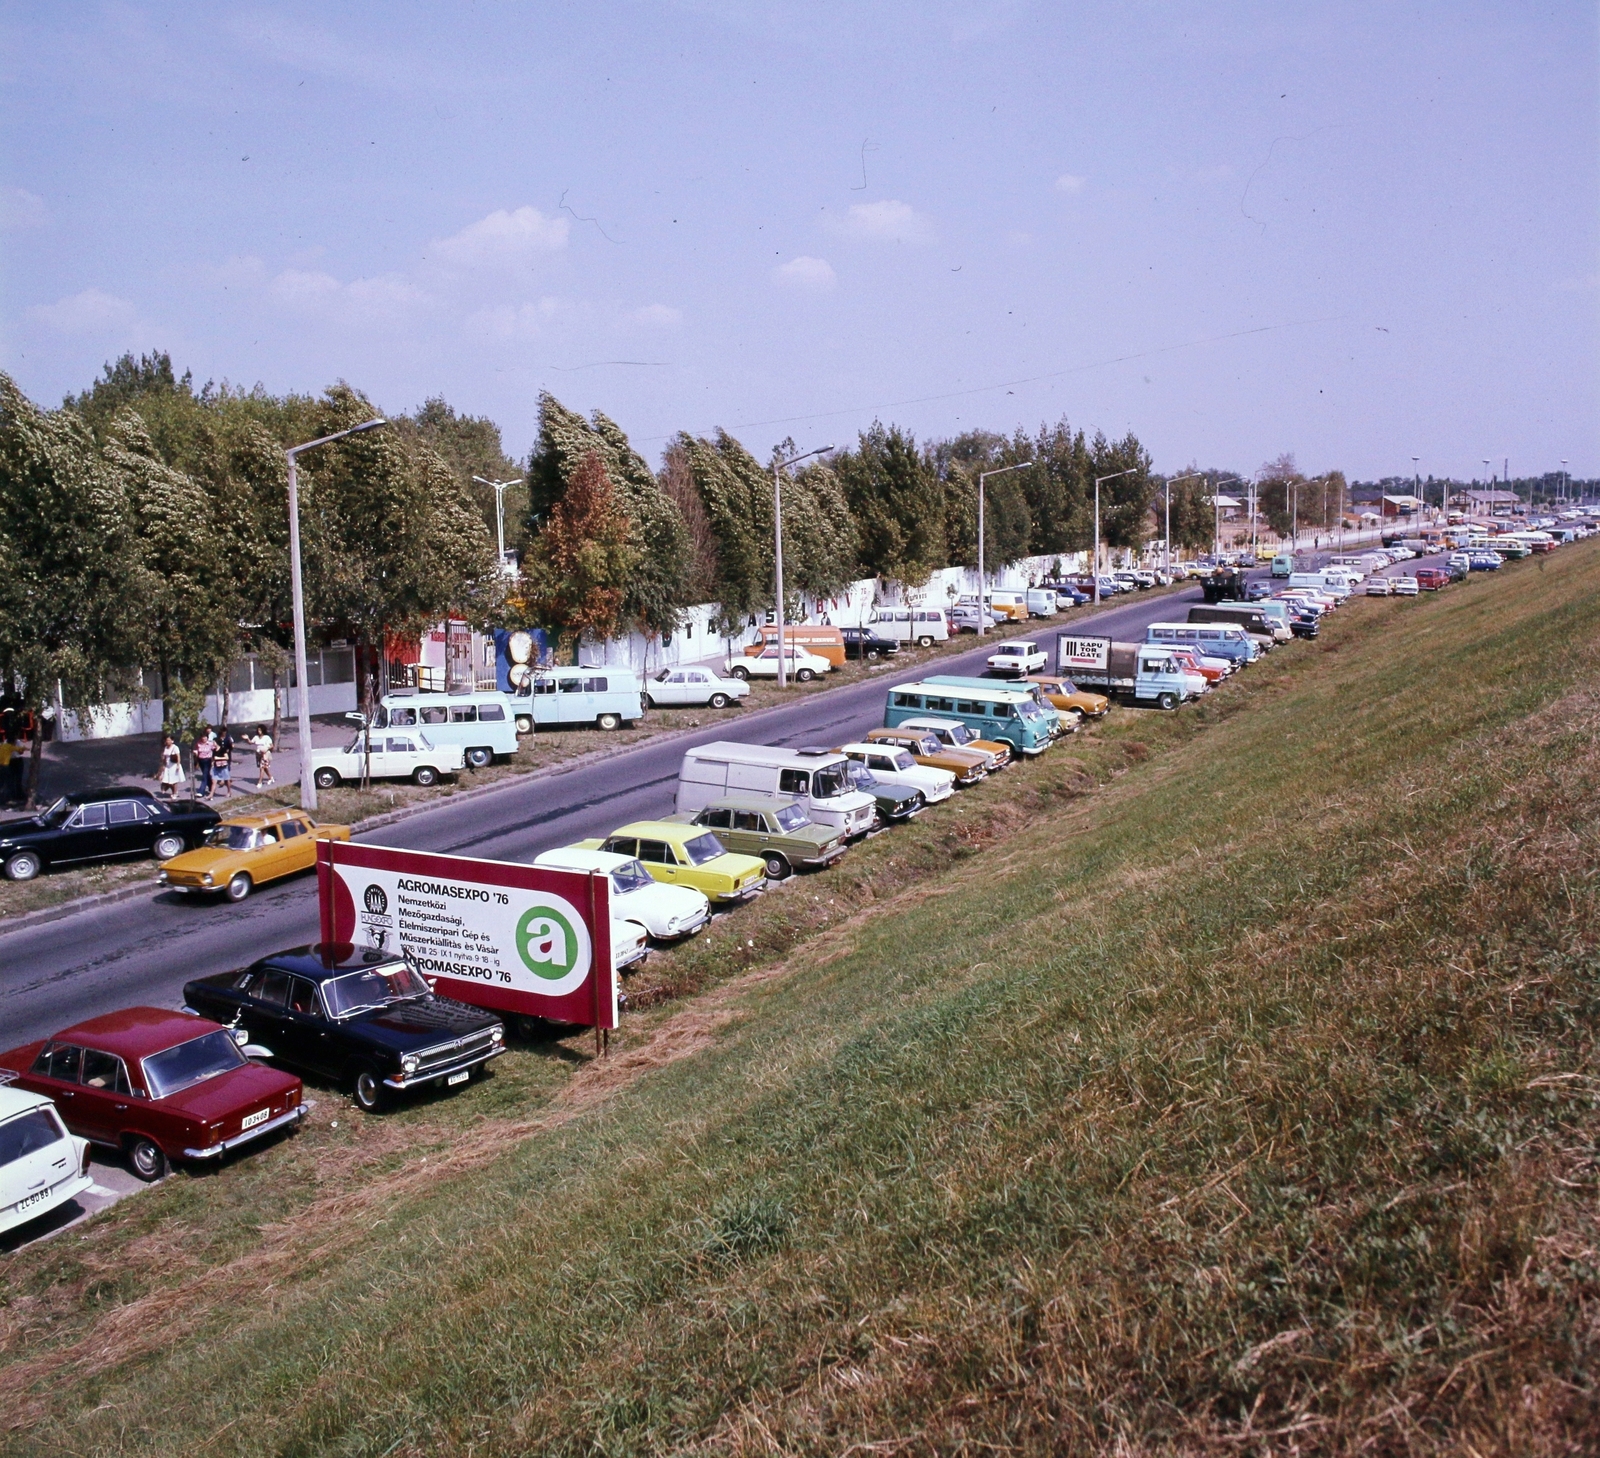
[1288,571,1353,600]
[676,743,877,837]
[1024,588,1060,618]
[373,691,518,768]
[511,668,644,733]
[867,607,950,648]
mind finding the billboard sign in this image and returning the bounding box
[317,841,616,1028]
[1057,633,1112,675]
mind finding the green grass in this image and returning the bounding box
[3,554,1597,1454]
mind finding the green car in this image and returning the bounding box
[672,795,847,880]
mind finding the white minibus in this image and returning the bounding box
[373,690,518,768]
[676,743,878,837]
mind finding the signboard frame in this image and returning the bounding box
[1056,632,1112,676]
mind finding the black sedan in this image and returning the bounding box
[839,626,900,661]
[183,944,505,1112]
[841,758,922,826]
[0,788,219,882]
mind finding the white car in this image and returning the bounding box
[727,646,832,683]
[1391,575,1420,596]
[311,730,465,790]
[645,666,750,710]
[533,847,710,944]
[951,604,1007,632]
[1365,577,1392,596]
[0,1083,91,1237]
[986,639,1048,677]
[837,742,956,804]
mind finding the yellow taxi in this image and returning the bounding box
[1023,675,1111,720]
[579,820,766,904]
[157,808,352,902]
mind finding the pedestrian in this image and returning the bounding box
[251,726,274,788]
[213,729,234,798]
[193,726,215,799]
[0,734,16,807]
[8,727,26,806]
[158,735,185,799]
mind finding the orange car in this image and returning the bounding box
[157,808,351,902]
[1024,675,1111,720]
[864,727,987,786]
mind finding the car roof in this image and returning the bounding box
[0,1083,56,1121]
[44,1006,224,1057]
[699,793,791,814]
[63,787,159,805]
[216,809,308,830]
[533,847,632,873]
[607,820,708,842]
[896,717,965,731]
[253,943,412,983]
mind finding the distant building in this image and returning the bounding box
[1463,489,1523,516]
[1381,494,1423,517]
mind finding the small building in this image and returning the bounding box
[1381,494,1423,518]
[1463,489,1523,517]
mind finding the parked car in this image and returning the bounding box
[533,846,710,943]
[0,1084,92,1237]
[1022,675,1111,720]
[676,743,878,838]
[157,808,351,902]
[727,646,832,682]
[513,669,644,732]
[950,603,1006,632]
[584,821,767,903]
[0,1008,306,1181]
[838,626,901,661]
[0,788,219,883]
[310,730,464,789]
[645,666,751,709]
[745,624,847,667]
[1414,567,1450,590]
[183,948,505,1114]
[838,758,924,825]
[1245,580,1273,601]
[986,639,1048,677]
[1164,646,1226,684]
[895,715,1014,771]
[864,727,988,786]
[1467,552,1502,571]
[677,795,848,878]
[837,742,956,804]
[867,607,951,647]
[1365,576,1392,596]
[1391,575,1420,596]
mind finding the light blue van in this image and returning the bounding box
[372,690,519,768]
[1144,622,1256,666]
[512,668,644,733]
[885,679,1057,755]
[921,674,1064,731]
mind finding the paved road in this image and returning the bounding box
[0,579,1284,1046]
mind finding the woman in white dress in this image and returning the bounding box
[158,735,185,799]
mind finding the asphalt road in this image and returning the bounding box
[0,575,1316,1047]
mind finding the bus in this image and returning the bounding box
[884,679,1057,755]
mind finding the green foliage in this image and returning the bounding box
[1089,430,1156,550]
[833,422,946,584]
[402,397,524,557]
[1160,467,1221,552]
[523,450,638,646]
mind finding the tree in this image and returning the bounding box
[1161,470,1217,552]
[1090,431,1156,551]
[657,442,721,605]
[403,397,524,559]
[1255,453,1302,538]
[832,423,946,584]
[523,451,638,647]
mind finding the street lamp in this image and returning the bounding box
[1411,456,1421,523]
[1209,476,1242,561]
[772,444,833,687]
[286,417,387,811]
[1162,473,1203,579]
[473,475,524,571]
[976,461,1033,636]
[1561,459,1568,509]
[1093,468,1137,602]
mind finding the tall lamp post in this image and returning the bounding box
[286,417,387,811]
[1209,476,1241,561]
[473,475,524,571]
[1561,459,1568,510]
[1163,473,1202,579]
[772,444,833,687]
[976,460,1033,636]
[1092,468,1137,602]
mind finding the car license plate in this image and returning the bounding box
[240,1108,269,1130]
[16,1186,49,1212]
[447,1069,470,1086]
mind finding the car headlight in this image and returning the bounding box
[489,1026,504,1043]
[201,872,214,885]
[401,1054,419,1074]
[666,917,680,934]
[157,870,169,883]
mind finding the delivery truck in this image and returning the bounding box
[1054,634,1201,711]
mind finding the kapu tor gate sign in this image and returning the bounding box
[317,840,617,1028]
[1057,633,1111,675]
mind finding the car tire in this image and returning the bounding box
[413,765,440,787]
[708,692,731,709]
[152,832,185,861]
[794,668,815,683]
[515,715,534,735]
[762,852,791,880]
[729,665,750,681]
[4,850,42,882]
[352,1064,387,1113]
[1157,692,1178,712]
[865,648,880,661]
[226,872,252,902]
[465,746,493,769]
[314,767,340,789]
[596,713,622,731]
[917,635,934,648]
[127,1135,167,1182]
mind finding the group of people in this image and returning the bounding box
[156,726,276,800]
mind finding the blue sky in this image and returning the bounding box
[2,2,1595,481]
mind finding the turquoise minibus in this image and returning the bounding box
[884,679,1057,755]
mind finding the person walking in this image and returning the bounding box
[0,734,16,807]
[158,735,185,799]
[250,726,274,788]
[213,729,234,798]
[193,727,216,799]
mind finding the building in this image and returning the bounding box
[1381,494,1423,518]
[1462,489,1523,517]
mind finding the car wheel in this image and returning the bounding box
[1157,692,1178,712]
[708,692,731,709]
[352,1065,387,1113]
[762,852,791,879]
[409,765,440,787]
[596,712,622,731]
[465,746,493,769]
[3,850,42,882]
[917,635,934,648]
[152,832,185,861]
[865,648,880,661]
[729,665,750,681]
[127,1136,167,1182]
[314,767,340,789]
[794,668,815,683]
[515,715,534,735]
[226,872,252,902]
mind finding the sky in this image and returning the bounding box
[1,1,1595,483]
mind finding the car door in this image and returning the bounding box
[284,977,339,1077]
[730,810,766,855]
[27,1043,86,1135]
[637,838,680,882]
[653,671,688,707]
[56,801,110,863]
[75,1048,135,1144]
[276,816,316,874]
[238,967,306,1065]
[103,798,149,857]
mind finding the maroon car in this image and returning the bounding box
[0,1008,305,1181]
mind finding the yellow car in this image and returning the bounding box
[157,808,352,902]
[1023,675,1111,720]
[580,820,766,904]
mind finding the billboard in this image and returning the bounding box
[1057,633,1112,675]
[317,841,617,1029]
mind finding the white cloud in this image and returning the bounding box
[0,186,48,230]
[630,304,682,328]
[1055,173,1087,194]
[464,298,563,342]
[270,268,424,325]
[27,288,137,333]
[825,199,936,245]
[429,206,568,269]
[773,256,837,291]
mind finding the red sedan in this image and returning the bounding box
[0,1008,305,1181]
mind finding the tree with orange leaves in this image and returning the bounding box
[525,449,638,647]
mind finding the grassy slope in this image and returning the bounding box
[3,552,1598,1454]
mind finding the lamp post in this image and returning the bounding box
[976,461,1033,636]
[1561,459,1569,510]
[772,444,833,687]
[1163,473,1202,579]
[473,475,524,571]
[286,417,387,811]
[1092,468,1137,602]
[1209,476,1241,561]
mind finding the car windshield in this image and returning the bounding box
[36,798,73,827]
[889,750,917,771]
[1017,701,1044,720]
[610,859,655,895]
[844,762,878,791]
[322,962,430,1018]
[943,723,978,745]
[681,832,726,866]
[773,803,812,831]
[205,825,256,850]
[142,1030,246,1099]
[811,765,848,799]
